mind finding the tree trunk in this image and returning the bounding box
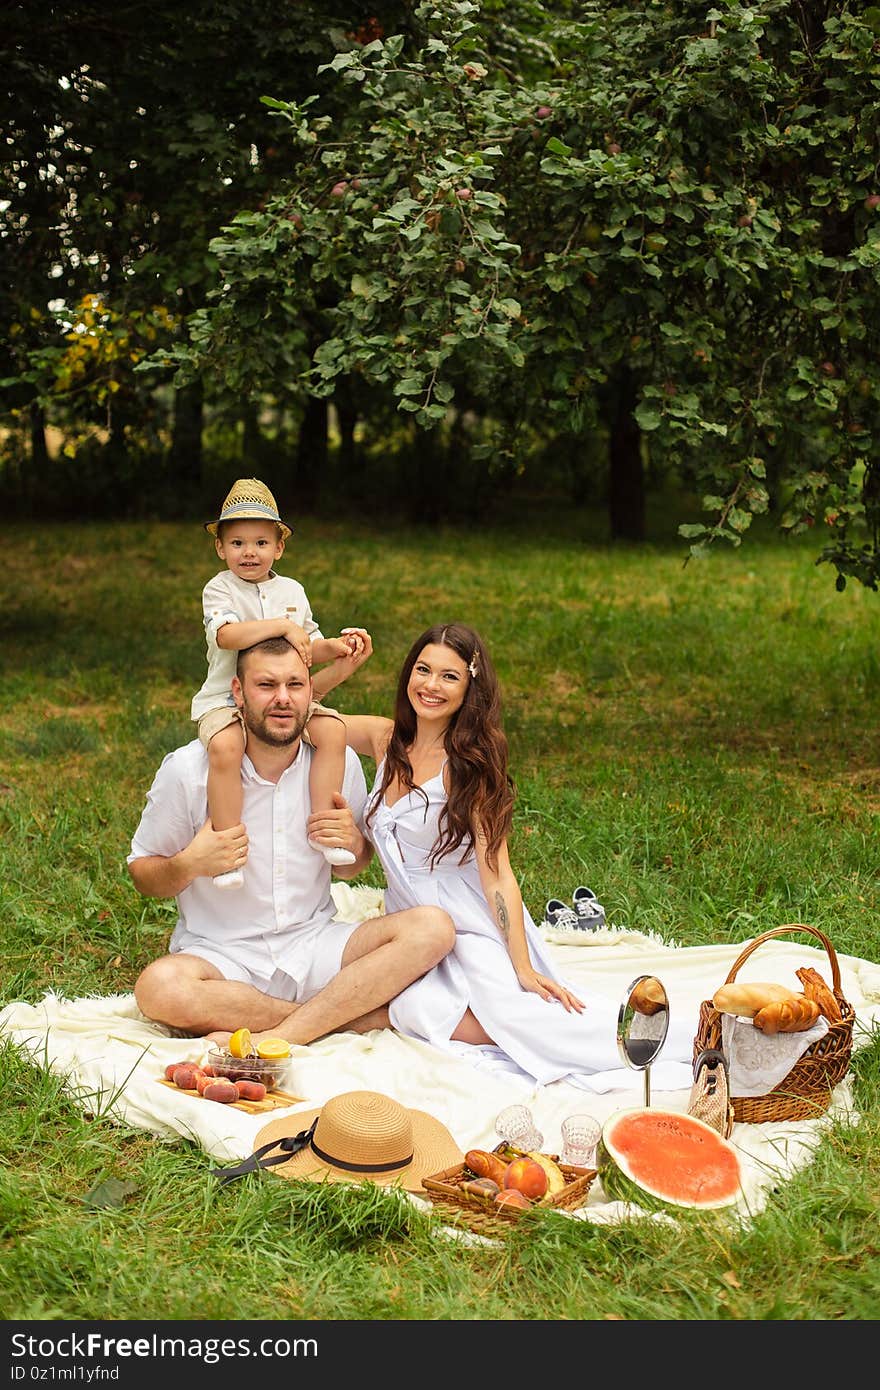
[335,380,358,479]
[241,400,262,466]
[170,379,204,495]
[608,368,645,541]
[295,394,326,507]
[28,400,50,504]
[409,428,446,523]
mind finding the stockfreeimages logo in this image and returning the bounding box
[10,1333,317,1368]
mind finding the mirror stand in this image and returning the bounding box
[616,974,670,1108]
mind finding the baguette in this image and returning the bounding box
[795,966,842,1023]
[753,995,821,1035]
[712,982,798,1018]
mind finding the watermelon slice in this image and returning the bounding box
[599,1108,742,1212]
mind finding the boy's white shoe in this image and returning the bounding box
[309,838,357,867]
[213,869,244,890]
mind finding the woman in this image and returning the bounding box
[341,623,696,1092]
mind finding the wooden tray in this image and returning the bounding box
[158,1078,304,1115]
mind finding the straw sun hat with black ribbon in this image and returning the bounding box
[205,478,292,541]
[214,1091,463,1191]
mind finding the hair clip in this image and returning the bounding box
[468,656,479,679]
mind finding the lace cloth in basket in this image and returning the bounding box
[721,1013,830,1098]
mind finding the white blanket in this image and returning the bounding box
[3,886,879,1230]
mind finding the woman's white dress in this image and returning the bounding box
[369,765,696,1093]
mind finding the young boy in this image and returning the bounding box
[192,477,367,889]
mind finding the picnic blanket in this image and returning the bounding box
[2,885,879,1229]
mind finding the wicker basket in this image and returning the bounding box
[694,924,855,1124]
[422,1147,595,1237]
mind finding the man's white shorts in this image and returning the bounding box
[171,916,363,1004]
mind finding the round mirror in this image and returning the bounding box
[616,975,670,1106]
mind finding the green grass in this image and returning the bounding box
[1,515,879,1321]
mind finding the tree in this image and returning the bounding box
[172,0,880,584]
[1,1,409,511]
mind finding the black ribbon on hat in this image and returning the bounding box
[211,1118,318,1186]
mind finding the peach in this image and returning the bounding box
[164,1063,182,1081]
[172,1063,204,1091]
[494,1189,530,1209]
[233,1080,267,1102]
[503,1157,548,1201]
[195,1072,214,1096]
[202,1079,238,1104]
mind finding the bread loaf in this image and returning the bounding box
[630,977,667,1016]
[795,966,842,1023]
[712,982,798,1018]
[465,1149,509,1187]
[752,995,821,1035]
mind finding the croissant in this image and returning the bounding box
[753,995,821,1035]
[712,982,798,1018]
[795,966,842,1023]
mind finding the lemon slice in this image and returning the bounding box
[228,1027,256,1059]
[256,1037,291,1060]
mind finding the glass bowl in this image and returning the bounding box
[205,1045,291,1092]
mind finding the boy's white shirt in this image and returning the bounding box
[190,568,322,721]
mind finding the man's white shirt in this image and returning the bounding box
[128,740,368,982]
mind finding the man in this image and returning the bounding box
[128,636,455,1045]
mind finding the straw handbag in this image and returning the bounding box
[693,924,855,1124]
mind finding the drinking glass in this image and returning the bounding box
[494,1103,544,1153]
[560,1113,601,1168]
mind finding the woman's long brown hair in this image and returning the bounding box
[367,623,515,870]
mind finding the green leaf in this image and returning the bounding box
[82,1178,139,1210]
[545,137,573,157]
[727,508,753,533]
[386,198,421,222]
[317,51,358,74]
[393,376,423,396]
[350,275,371,298]
[634,405,662,431]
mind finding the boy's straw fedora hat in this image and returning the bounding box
[249,1090,462,1191]
[205,478,291,540]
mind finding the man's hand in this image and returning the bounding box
[340,627,370,658]
[307,792,368,875]
[128,820,249,899]
[322,636,358,660]
[182,819,249,881]
[311,628,373,700]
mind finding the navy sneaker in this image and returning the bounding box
[542,897,581,932]
[572,886,606,931]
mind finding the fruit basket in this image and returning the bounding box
[422,1146,595,1237]
[693,924,855,1124]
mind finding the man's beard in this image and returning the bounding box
[240,699,309,748]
